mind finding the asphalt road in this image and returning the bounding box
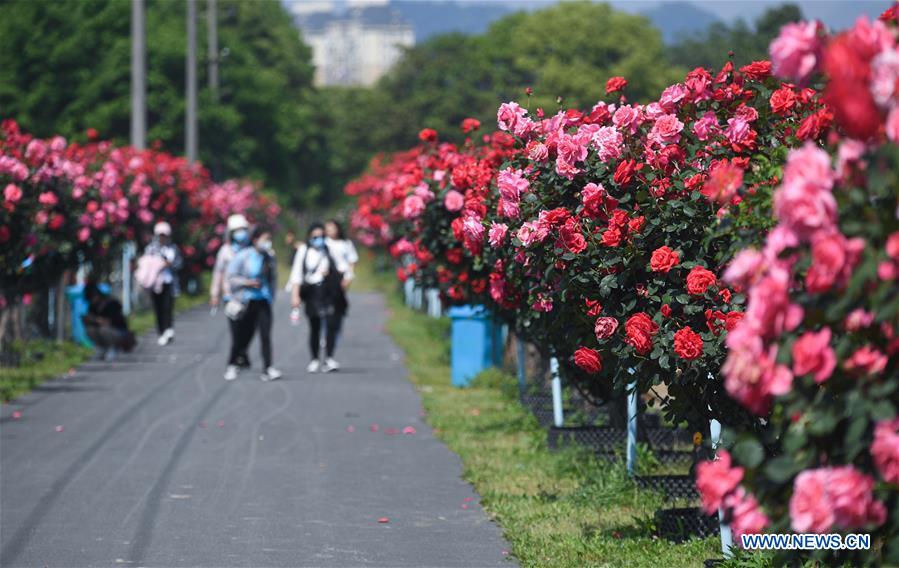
[0,293,513,568]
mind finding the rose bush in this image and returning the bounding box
[698,12,899,564]
[0,120,279,301]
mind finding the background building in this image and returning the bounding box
[290,1,414,87]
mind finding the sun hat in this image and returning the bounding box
[153,221,172,236]
[227,214,249,231]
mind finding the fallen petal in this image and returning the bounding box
[385,428,399,435]
[217,421,225,428]
[461,504,469,510]
[370,424,379,432]
[464,497,473,502]
[346,426,356,433]
[377,517,390,524]
[12,411,21,419]
[402,426,417,435]
[55,425,64,433]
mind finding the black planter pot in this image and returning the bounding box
[634,474,698,501]
[704,560,725,568]
[655,507,719,543]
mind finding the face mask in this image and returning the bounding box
[232,229,249,245]
[311,236,326,249]
[257,240,272,252]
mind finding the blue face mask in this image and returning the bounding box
[232,229,249,245]
[310,236,326,249]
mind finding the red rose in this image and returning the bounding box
[673,326,704,360]
[602,227,622,247]
[594,317,619,340]
[471,278,487,295]
[661,304,672,318]
[573,347,602,374]
[739,60,772,80]
[585,299,602,317]
[396,267,408,282]
[446,248,463,265]
[796,107,833,141]
[628,216,645,234]
[613,159,638,187]
[605,76,628,94]
[559,218,587,254]
[461,118,480,133]
[650,246,680,273]
[609,209,629,229]
[687,266,717,295]
[418,128,438,142]
[823,35,881,140]
[769,86,797,115]
[724,311,744,331]
[48,213,65,231]
[86,127,99,141]
[625,313,658,355]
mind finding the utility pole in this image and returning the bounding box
[186,0,198,162]
[208,0,218,99]
[131,0,146,150]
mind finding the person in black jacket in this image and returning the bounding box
[83,283,136,361]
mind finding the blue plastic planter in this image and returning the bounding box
[448,304,496,387]
[66,283,111,347]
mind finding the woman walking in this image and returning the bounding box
[289,223,349,373]
[210,214,252,368]
[143,221,182,346]
[224,226,281,382]
[324,219,357,340]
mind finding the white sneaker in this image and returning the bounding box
[224,365,239,381]
[306,359,321,373]
[322,358,340,373]
[158,328,174,346]
[261,367,282,382]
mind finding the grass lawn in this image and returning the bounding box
[354,252,719,567]
[0,278,210,403]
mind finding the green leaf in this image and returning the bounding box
[732,438,764,468]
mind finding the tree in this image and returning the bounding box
[0,0,326,208]
[667,4,803,70]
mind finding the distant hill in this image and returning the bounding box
[638,1,721,43]
[390,1,520,41]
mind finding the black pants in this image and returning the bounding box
[230,300,272,368]
[308,312,341,360]
[228,317,250,366]
[151,283,173,334]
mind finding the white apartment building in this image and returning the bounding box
[291,3,415,87]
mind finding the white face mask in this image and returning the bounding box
[257,240,272,252]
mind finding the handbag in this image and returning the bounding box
[298,247,323,302]
[224,299,247,321]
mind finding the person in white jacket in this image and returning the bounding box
[144,221,182,346]
[210,214,251,368]
[288,223,350,373]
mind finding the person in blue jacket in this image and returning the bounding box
[224,225,281,382]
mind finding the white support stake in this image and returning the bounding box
[550,356,564,427]
[711,418,735,558]
[403,278,414,308]
[626,374,638,476]
[122,242,134,315]
[426,288,441,318]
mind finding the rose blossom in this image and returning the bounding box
[4,184,22,204]
[724,117,751,145]
[791,327,836,383]
[649,114,684,145]
[773,143,837,239]
[625,313,658,355]
[701,160,744,204]
[444,190,464,212]
[532,294,553,312]
[497,168,529,202]
[805,231,865,293]
[497,102,529,136]
[686,266,716,295]
[594,317,619,340]
[573,347,602,374]
[692,111,719,141]
[696,450,744,514]
[845,309,876,331]
[402,195,425,220]
[770,20,823,83]
[871,418,899,484]
[581,183,617,219]
[527,141,549,162]
[888,107,899,143]
[673,327,704,360]
[488,222,508,247]
[792,466,886,533]
[591,126,623,162]
[844,345,888,375]
[612,105,641,134]
[649,246,679,273]
[725,488,770,540]
[724,327,794,415]
[659,83,687,111]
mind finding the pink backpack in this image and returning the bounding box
[135,254,167,293]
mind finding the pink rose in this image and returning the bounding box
[871,418,899,484]
[591,126,623,162]
[805,231,865,293]
[402,195,425,220]
[692,111,719,141]
[773,143,837,239]
[444,190,464,212]
[581,183,618,219]
[594,317,619,340]
[77,227,91,242]
[38,191,58,207]
[498,198,520,219]
[723,249,766,289]
[844,345,888,376]
[791,327,836,383]
[887,107,899,142]
[827,467,887,530]
[488,222,508,247]
[724,117,751,144]
[527,141,549,162]
[724,327,794,415]
[557,132,589,165]
[790,469,835,533]
[872,50,899,108]
[649,114,684,145]
[497,168,529,202]
[770,21,823,83]
[4,184,22,204]
[531,294,553,312]
[725,487,770,541]
[696,450,744,514]
[659,83,687,111]
[35,210,49,225]
[497,101,527,133]
[612,105,641,134]
[886,231,899,259]
[845,309,875,331]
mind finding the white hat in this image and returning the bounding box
[227,214,249,231]
[153,221,172,236]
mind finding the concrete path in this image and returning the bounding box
[0,293,512,567]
